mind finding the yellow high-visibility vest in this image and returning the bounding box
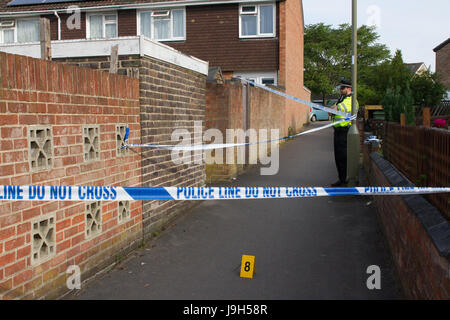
[332,95,358,127]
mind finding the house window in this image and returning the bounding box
[0,18,40,44]
[235,71,277,86]
[239,3,275,38]
[262,78,275,85]
[87,13,117,39]
[1,28,14,43]
[139,8,185,41]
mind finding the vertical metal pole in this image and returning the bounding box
[347,0,360,186]
[352,0,357,115]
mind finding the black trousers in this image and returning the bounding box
[333,126,350,183]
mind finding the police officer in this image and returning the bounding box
[329,79,358,187]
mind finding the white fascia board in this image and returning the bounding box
[0,0,275,17]
[0,41,41,57]
[0,37,140,58]
[139,36,208,75]
[0,36,208,75]
[52,37,141,58]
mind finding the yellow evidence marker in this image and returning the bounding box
[240,255,256,279]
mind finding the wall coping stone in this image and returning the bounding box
[0,36,208,75]
[370,151,450,258]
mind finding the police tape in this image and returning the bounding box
[235,77,352,118]
[123,115,357,150]
[1,185,449,202]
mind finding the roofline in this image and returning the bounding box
[405,62,426,67]
[433,38,450,52]
[0,0,281,17]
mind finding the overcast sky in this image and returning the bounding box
[303,0,450,72]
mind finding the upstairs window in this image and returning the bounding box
[87,13,117,39]
[239,3,275,38]
[139,8,185,41]
[0,18,40,44]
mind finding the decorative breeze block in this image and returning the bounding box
[86,201,102,238]
[28,126,53,171]
[83,125,100,161]
[116,125,129,156]
[31,215,56,265]
[118,201,130,223]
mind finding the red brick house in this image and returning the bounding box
[433,38,450,97]
[1,0,306,85]
[0,0,310,123]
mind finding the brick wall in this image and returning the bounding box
[0,52,142,299]
[138,56,206,237]
[205,81,244,181]
[45,12,87,41]
[118,10,137,37]
[435,42,450,89]
[279,0,310,133]
[205,80,285,182]
[363,146,450,299]
[54,54,207,239]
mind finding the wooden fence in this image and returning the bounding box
[382,122,450,219]
[415,102,450,125]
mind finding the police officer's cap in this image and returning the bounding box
[339,77,352,88]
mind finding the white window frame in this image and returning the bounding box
[0,27,16,44]
[86,12,118,39]
[234,71,277,86]
[0,17,41,44]
[137,8,186,42]
[239,3,276,39]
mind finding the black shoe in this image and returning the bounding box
[331,181,343,187]
[331,180,347,187]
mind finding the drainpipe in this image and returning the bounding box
[53,11,61,40]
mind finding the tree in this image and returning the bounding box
[404,81,415,126]
[379,50,446,125]
[304,23,344,104]
[389,50,412,90]
[381,80,415,125]
[410,70,447,107]
[304,23,390,105]
[381,83,394,121]
[362,50,413,106]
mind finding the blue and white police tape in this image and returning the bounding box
[122,115,357,150]
[235,77,352,118]
[1,185,449,202]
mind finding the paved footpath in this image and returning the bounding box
[73,122,403,300]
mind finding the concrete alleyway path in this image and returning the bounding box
[73,121,402,299]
